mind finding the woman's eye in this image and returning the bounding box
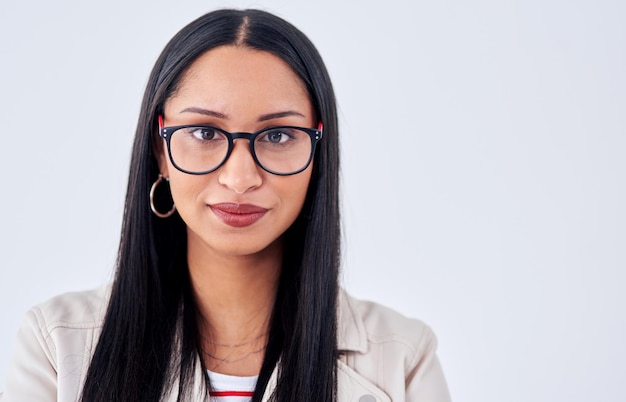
[260,129,293,144]
[188,127,219,140]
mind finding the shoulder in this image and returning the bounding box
[2,286,111,401]
[28,285,110,333]
[337,291,450,401]
[338,290,437,359]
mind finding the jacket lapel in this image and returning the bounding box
[337,360,391,402]
[337,290,368,353]
[336,290,390,401]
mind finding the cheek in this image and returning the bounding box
[281,169,313,214]
[167,171,207,210]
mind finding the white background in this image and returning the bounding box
[1,1,624,401]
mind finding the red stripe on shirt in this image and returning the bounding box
[210,391,255,397]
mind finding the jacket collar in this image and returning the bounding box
[337,289,368,353]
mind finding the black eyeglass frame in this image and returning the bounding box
[159,124,323,176]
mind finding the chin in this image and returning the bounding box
[210,235,282,258]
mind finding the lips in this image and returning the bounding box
[209,203,268,227]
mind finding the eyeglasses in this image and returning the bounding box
[159,122,323,176]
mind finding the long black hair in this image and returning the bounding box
[79,9,340,402]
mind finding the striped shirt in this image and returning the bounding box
[208,370,258,402]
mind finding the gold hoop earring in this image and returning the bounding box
[150,174,176,218]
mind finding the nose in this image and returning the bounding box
[217,139,262,194]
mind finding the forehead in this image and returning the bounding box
[166,46,311,117]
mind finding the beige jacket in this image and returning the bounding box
[1,287,451,401]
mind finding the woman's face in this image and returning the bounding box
[158,46,315,258]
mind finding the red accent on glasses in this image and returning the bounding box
[158,115,164,129]
[317,122,323,131]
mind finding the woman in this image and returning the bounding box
[1,9,450,402]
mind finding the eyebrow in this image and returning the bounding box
[180,107,228,119]
[179,107,305,122]
[258,111,305,121]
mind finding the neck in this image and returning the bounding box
[187,233,282,375]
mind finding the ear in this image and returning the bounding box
[154,114,170,177]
